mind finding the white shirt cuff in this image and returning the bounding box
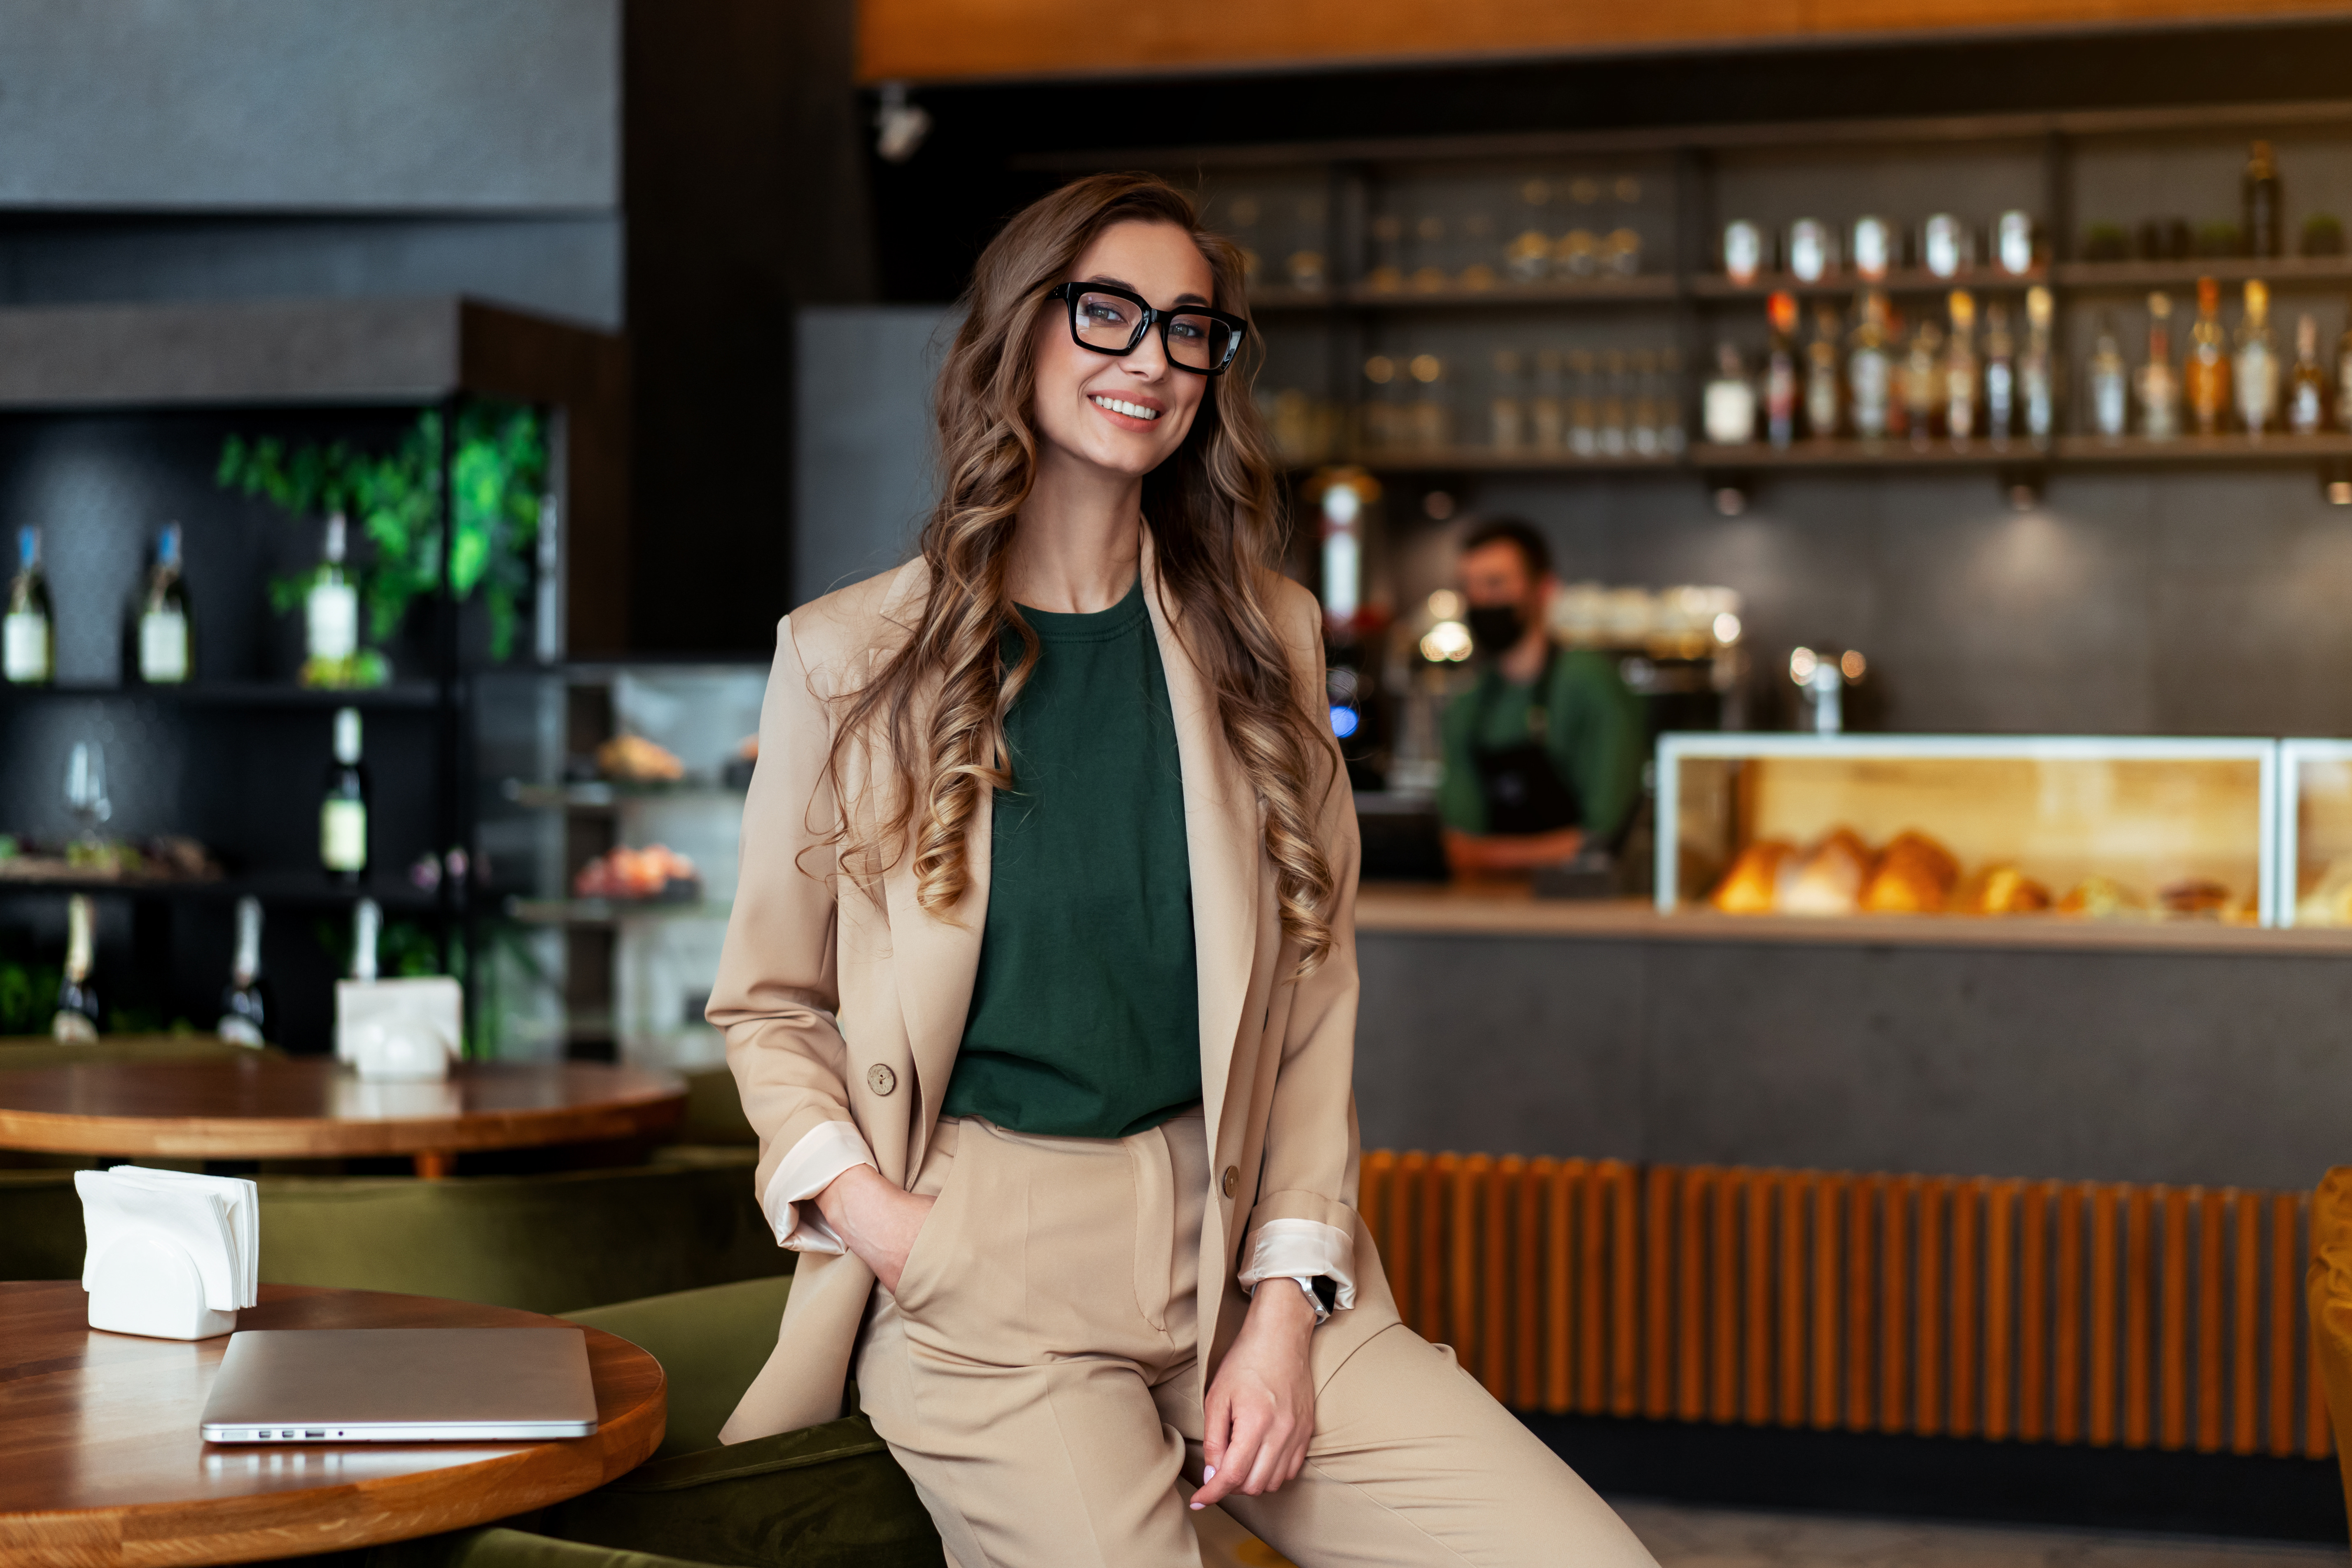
[1235,1217,1357,1310]
[759,1120,877,1253]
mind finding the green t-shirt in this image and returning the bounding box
[1436,648,1646,841]
[941,577,1202,1139]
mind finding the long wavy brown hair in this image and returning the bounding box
[823,171,1339,970]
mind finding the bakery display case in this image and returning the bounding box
[2276,739,2352,926]
[1654,734,2277,925]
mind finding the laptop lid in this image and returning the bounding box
[200,1327,600,1442]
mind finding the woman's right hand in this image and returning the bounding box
[812,1163,936,1294]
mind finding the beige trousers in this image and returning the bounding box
[854,1111,1659,1568]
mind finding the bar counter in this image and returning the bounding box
[1350,884,2352,1192]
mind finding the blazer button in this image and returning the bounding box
[1221,1165,1239,1198]
[867,1064,897,1096]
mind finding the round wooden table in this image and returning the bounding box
[0,1058,688,1178]
[0,1281,665,1568]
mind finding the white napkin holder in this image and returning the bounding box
[336,976,464,1080]
[77,1166,258,1340]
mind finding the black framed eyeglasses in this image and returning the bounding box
[1047,282,1246,376]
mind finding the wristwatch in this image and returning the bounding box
[1290,1276,1336,1326]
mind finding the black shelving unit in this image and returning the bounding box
[0,296,625,1052]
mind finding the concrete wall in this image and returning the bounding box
[792,306,954,608]
[1353,929,2352,1192]
[0,0,623,327]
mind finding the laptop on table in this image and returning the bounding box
[200,1327,600,1442]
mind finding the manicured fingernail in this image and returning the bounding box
[1202,1466,1215,1478]
[1190,1502,1204,1511]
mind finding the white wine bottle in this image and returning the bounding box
[217,896,271,1047]
[305,513,359,669]
[53,895,100,1043]
[321,707,371,884]
[137,523,192,684]
[351,897,382,983]
[5,526,54,685]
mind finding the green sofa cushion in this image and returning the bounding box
[258,1160,787,1315]
[565,1276,791,1458]
[539,1414,942,1568]
[0,1169,82,1280]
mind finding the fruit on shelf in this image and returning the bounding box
[596,734,686,782]
[573,843,699,901]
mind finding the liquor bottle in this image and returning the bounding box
[1702,342,1756,445]
[2021,286,2059,449]
[1657,348,1688,456]
[53,894,99,1043]
[1566,350,1598,457]
[1489,350,1525,451]
[1848,292,1894,441]
[1983,302,2016,446]
[1804,305,1842,439]
[1944,291,1979,444]
[306,513,359,670]
[1529,350,1566,450]
[2338,311,2352,434]
[2088,315,2128,441]
[2245,140,2283,261]
[1903,317,1944,448]
[2184,276,2232,436]
[5,526,54,686]
[2138,293,2181,441]
[217,896,272,1047]
[2235,280,2279,437]
[1597,350,1630,457]
[2290,313,2330,434]
[321,706,371,884]
[1407,352,1451,449]
[135,523,192,684]
[1764,292,1800,448]
[1630,350,1662,457]
[351,897,382,984]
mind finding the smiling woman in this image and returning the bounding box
[705,172,1660,1568]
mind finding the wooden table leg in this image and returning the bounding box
[413,1151,453,1180]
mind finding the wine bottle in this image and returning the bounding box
[2290,313,2331,435]
[2021,286,2059,449]
[321,707,371,884]
[53,895,99,1043]
[2235,279,2279,438]
[137,523,192,684]
[1944,291,1979,445]
[217,896,271,1047]
[352,897,382,983]
[2138,293,2180,442]
[2184,276,2232,436]
[1804,304,1843,440]
[2088,314,2128,441]
[2244,140,2283,261]
[1702,342,1756,446]
[5,526,54,686]
[1848,291,1893,441]
[1764,292,1799,448]
[1983,302,2016,447]
[306,513,359,669]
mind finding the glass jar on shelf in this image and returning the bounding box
[1658,348,1688,455]
[1603,173,1644,276]
[1410,216,1449,293]
[1458,210,1498,291]
[1507,179,1553,285]
[1630,349,1662,457]
[1360,355,1401,450]
[1286,194,1329,292]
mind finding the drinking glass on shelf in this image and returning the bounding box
[1659,348,1689,455]
[1631,350,1662,456]
[1366,215,1405,294]
[1599,350,1631,456]
[1490,350,1527,451]
[1531,350,1566,449]
[1410,216,1449,293]
[1508,180,1553,284]
[1408,354,1452,448]
[64,741,110,843]
[1459,211,1498,291]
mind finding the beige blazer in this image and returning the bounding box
[707,535,1398,1443]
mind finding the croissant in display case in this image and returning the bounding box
[1709,840,1795,913]
[1857,830,1960,913]
[1952,865,2052,915]
[2057,875,2151,920]
[1780,828,1873,916]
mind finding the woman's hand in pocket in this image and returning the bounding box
[814,1164,936,1294]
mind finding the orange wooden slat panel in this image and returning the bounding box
[2272,1190,2301,1458]
[2125,1185,2153,1450]
[1610,1162,1642,1418]
[1917,1176,1948,1437]
[1745,1171,1776,1426]
[1950,1179,1983,1440]
[2233,1190,2262,1455]
[1781,1172,1813,1427]
[1548,1158,1584,1415]
[1454,1153,1492,1391]
[1580,1161,1610,1414]
[2019,1181,2052,1444]
[1392,1150,1426,1339]
[1847,1177,1878,1433]
[1679,1168,1714,1423]
[2198,1188,2226,1454]
[1883,1176,1914,1434]
[2163,1186,2191,1451]
[1712,1169,1745,1424]
[2308,1192,2336,1460]
[1513,1157,1544,1411]
[1426,1153,1458,1346]
[1984,1181,2018,1442]
[1813,1174,1845,1430]
[2090,1185,2121,1448]
[1645,1165,1679,1419]
[2055,1183,2085,1446]
[1477,1154,1511,1399]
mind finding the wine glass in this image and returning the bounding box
[64,742,110,843]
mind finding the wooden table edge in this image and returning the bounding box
[0,1317,665,1568]
[0,1096,686,1160]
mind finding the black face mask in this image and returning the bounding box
[1466,604,1526,653]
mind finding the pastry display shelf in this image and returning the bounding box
[505,896,733,927]
[1652,732,2280,925]
[0,681,442,710]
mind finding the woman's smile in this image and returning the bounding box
[1088,390,1164,427]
